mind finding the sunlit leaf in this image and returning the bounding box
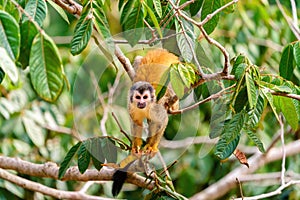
[22,113,45,147]
[58,142,82,179]
[279,44,294,80]
[153,0,162,18]
[170,67,185,98]
[0,10,20,60]
[0,47,18,83]
[280,96,298,130]
[143,2,162,38]
[29,32,64,102]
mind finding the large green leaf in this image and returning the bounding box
[223,111,246,143]
[170,67,185,99]
[201,0,221,34]
[261,89,279,122]
[58,142,82,179]
[78,141,91,174]
[121,0,144,46]
[279,44,294,80]
[101,137,117,163]
[293,41,300,69]
[47,0,69,24]
[0,10,20,60]
[280,96,298,130]
[175,18,195,62]
[23,0,47,26]
[70,9,93,55]
[18,21,38,67]
[0,47,18,83]
[89,137,105,170]
[29,32,64,102]
[190,0,204,16]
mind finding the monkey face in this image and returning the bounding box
[133,90,152,109]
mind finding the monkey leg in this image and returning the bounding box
[144,104,168,156]
[131,121,143,155]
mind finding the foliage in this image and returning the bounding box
[0,0,300,199]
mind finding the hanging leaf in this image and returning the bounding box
[293,41,300,69]
[58,142,82,179]
[78,141,91,174]
[175,18,195,62]
[279,44,294,80]
[153,0,162,18]
[201,0,221,35]
[223,111,246,143]
[90,138,104,170]
[280,96,298,130]
[0,47,18,84]
[120,0,144,46]
[0,10,20,60]
[234,87,248,113]
[29,32,64,102]
[22,113,45,147]
[47,0,69,24]
[70,8,93,55]
[143,2,162,38]
[215,134,240,160]
[245,73,257,109]
[245,129,265,153]
[247,94,265,129]
[261,89,280,122]
[23,0,47,26]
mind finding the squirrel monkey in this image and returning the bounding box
[112,49,179,196]
[130,49,179,155]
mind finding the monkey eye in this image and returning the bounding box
[143,95,148,99]
[135,95,141,99]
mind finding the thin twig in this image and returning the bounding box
[279,115,286,186]
[236,178,244,200]
[111,112,132,144]
[169,84,235,114]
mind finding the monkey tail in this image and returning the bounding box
[112,169,128,196]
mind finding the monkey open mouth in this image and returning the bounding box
[137,103,146,109]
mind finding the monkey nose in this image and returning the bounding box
[137,102,146,109]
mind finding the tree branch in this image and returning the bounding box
[190,140,300,200]
[0,156,154,190]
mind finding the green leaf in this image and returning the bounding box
[19,21,38,67]
[153,0,162,18]
[101,137,117,163]
[70,8,93,55]
[247,94,265,128]
[170,67,185,98]
[234,87,248,113]
[201,0,221,34]
[58,142,82,179]
[78,141,91,174]
[245,73,257,109]
[175,18,195,62]
[0,47,18,83]
[92,1,114,52]
[279,44,294,80]
[47,0,69,24]
[234,63,247,80]
[190,0,203,16]
[223,111,246,143]
[22,113,45,147]
[23,0,47,26]
[293,41,300,69]
[245,129,265,153]
[89,138,104,170]
[121,0,144,46]
[29,32,64,102]
[280,96,298,130]
[0,10,20,60]
[261,89,279,122]
[215,134,240,160]
[177,63,191,87]
[156,69,170,101]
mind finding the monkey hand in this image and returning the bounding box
[143,144,158,157]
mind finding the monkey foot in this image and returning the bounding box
[131,147,143,157]
[143,145,158,158]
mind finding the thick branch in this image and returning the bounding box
[190,140,300,200]
[0,156,154,190]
